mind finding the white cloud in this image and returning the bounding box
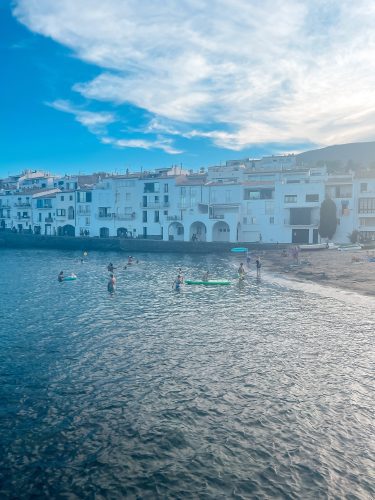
[14,0,375,150]
[101,136,183,154]
[47,99,115,134]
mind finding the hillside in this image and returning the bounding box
[297,141,375,171]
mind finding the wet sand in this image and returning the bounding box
[260,248,375,297]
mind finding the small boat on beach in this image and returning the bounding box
[337,244,362,251]
[299,243,328,251]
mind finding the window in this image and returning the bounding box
[250,217,257,224]
[359,198,375,214]
[77,191,92,203]
[360,183,368,193]
[69,195,73,201]
[306,194,319,202]
[56,209,66,216]
[125,193,131,201]
[61,196,64,201]
[265,201,274,215]
[143,211,147,223]
[144,182,159,193]
[225,190,231,202]
[270,216,274,224]
[284,195,297,203]
[85,217,90,226]
[164,184,168,193]
[360,217,375,226]
[154,211,160,223]
[164,210,168,216]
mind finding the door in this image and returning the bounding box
[313,229,319,244]
[292,229,309,244]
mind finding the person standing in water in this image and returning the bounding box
[238,263,246,279]
[58,271,64,282]
[202,271,209,281]
[173,274,183,291]
[107,273,116,293]
[107,262,115,272]
[255,257,261,277]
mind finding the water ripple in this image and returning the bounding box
[0,249,374,499]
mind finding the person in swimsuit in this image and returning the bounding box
[173,274,183,291]
[255,257,261,277]
[238,263,246,279]
[58,271,64,282]
[107,273,116,293]
[107,263,115,272]
[202,271,209,281]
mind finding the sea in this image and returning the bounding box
[0,248,374,499]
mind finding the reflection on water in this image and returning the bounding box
[0,249,374,498]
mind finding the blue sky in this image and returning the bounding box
[1,1,375,177]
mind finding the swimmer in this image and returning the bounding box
[127,256,134,265]
[202,271,209,281]
[238,263,246,278]
[255,257,261,277]
[58,271,64,282]
[177,267,184,282]
[173,274,183,291]
[107,273,116,293]
[107,262,115,272]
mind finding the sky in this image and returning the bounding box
[1,0,375,176]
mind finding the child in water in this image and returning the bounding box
[107,273,116,293]
[173,274,183,291]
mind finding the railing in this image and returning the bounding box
[284,219,319,226]
[114,213,136,220]
[96,213,113,220]
[14,202,31,207]
[166,215,183,221]
[96,213,136,220]
[0,215,11,219]
[16,215,30,220]
[0,204,11,208]
[209,214,225,219]
[140,202,169,209]
[45,217,53,223]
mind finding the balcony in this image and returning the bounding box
[16,215,30,220]
[96,213,114,220]
[166,215,183,221]
[140,202,169,209]
[45,217,53,223]
[209,214,225,219]
[114,213,136,220]
[284,218,319,226]
[0,204,11,209]
[14,202,31,207]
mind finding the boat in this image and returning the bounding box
[185,280,231,286]
[299,243,328,251]
[230,247,248,253]
[337,244,362,251]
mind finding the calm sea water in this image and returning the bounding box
[0,248,374,499]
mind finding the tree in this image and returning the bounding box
[319,198,337,239]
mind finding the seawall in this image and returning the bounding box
[0,232,286,254]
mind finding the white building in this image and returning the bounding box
[2,159,375,244]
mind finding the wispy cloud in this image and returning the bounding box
[47,99,116,134]
[14,0,375,151]
[101,136,183,154]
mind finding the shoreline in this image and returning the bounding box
[2,232,375,298]
[261,248,375,298]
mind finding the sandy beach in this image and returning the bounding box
[260,247,375,297]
